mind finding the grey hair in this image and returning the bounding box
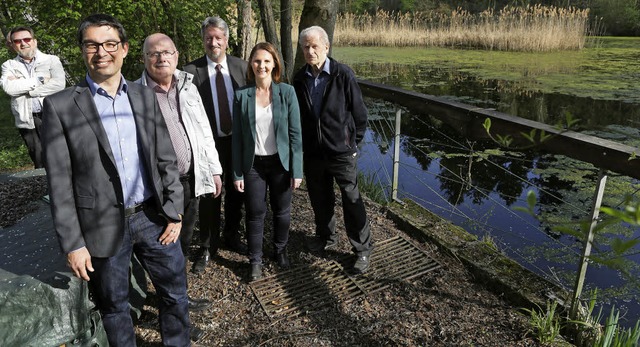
[201,16,229,39]
[298,26,329,47]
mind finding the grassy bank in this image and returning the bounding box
[0,93,31,172]
[335,5,590,52]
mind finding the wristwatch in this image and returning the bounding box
[37,76,45,84]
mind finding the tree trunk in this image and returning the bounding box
[257,0,281,50]
[294,0,339,72]
[234,0,252,60]
[257,0,285,79]
[280,0,294,82]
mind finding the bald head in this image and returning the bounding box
[143,33,179,86]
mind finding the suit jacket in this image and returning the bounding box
[42,79,183,258]
[183,54,247,137]
[231,82,303,181]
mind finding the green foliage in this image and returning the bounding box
[573,290,640,347]
[0,0,232,81]
[590,0,640,36]
[521,300,562,344]
[357,171,388,204]
[0,94,31,171]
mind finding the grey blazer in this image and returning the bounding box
[183,54,248,137]
[42,79,183,258]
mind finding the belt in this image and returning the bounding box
[255,154,278,161]
[179,174,191,182]
[124,199,152,217]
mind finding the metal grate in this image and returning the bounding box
[250,235,441,320]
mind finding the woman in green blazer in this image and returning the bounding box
[232,42,303,281]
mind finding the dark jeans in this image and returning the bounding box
[304,152,372,256]
[244,154,292,265]
[179,173,199,256]
[90,208,190,347]
[198,135,244,250]
[18,112,43,168]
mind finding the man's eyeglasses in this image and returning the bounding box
[82,41,121,53]
[146,51,178,60]
[12,38,33,45]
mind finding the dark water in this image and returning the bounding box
[353,62,640,327]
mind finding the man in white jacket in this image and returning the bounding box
[134,35,222,339]
[1,26,65,168]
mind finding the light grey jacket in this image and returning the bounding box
[136,69,222,197]
[1,49,66,128]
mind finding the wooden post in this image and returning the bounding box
[570,169,608,320]
[392,108,402,203]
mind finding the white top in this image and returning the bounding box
[254,102,277,156]
[206,56,234,137]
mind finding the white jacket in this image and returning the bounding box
[0,50,66,129]
[136,69,223,197]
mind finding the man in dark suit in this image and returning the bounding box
[42,14,190,346]
[184,16,248,273]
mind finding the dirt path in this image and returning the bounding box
[135,187,539,346]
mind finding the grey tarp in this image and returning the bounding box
[0,199,107,346]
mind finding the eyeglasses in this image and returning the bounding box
[82,41,121,53]
[12,38,33,45]
[146,50,178,60]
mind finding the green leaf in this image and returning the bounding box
[483,118,492,133]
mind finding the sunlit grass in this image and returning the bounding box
[0,93,31,172]
[335,5,591,52]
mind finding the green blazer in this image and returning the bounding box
[232,82,303,181]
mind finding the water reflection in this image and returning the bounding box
[361,101,640,326]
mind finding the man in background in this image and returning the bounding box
[293,26,373,274]
[184,16,248,274]
[1,26,65,168]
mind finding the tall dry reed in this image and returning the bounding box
[334,5,590,52]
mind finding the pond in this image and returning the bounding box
[333,38,640,326]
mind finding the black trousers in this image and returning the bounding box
[244,154,292,265]
[198,135,244,250]
[18,112,43,168]
[304,152,373,256]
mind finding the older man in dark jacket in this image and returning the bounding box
[293,25,373,274]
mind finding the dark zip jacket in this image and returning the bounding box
[293,57,368,158]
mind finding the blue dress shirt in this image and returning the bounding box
[86,75,152,208]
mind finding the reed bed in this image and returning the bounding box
[334,5,590,52]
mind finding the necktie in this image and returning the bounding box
[215,64,232,135]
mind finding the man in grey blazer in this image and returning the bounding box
[184,16,248,273]
[42,14,190,346]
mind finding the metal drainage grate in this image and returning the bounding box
[250,235,441,320]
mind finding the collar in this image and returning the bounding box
[146,73,176,92]
[206,55,228,71]
[305,58,331,77]
[86,74,128,96]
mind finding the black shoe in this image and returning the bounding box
[274,250,290,269]
[188,296,211,312]
[351,255,370,275]
[224,238,249,255]
[191,248,210,274]
[190,324,205,342]
[249,264,262,281]
[306,237,338,252]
